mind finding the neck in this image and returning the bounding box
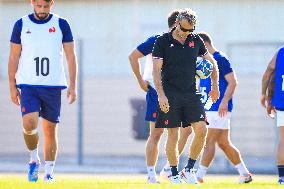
[173,29,186,43]
[33,13,50,21]
[207,45,217,55]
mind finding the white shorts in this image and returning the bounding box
[206,111,231,130]
[276,111,284,127]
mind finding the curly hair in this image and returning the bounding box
[168,9,180,28]
[176,8,197,26]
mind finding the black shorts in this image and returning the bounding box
[155,92,207,128]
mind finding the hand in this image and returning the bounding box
[260,94,267,108]
[138,79,149,92]
[158,94,170,113]
[218,100,228,117]
[266,99,276,119]
[10,86,20,106]
[209,85,220,103]
[67,86,77,104]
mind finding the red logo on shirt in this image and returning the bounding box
[21,106,26,113]
[152,112,157,118]
[164,120,169,125]
[49,27,56,33]
[188,41,195,48]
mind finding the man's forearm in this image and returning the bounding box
[8,58,18,88]
[68,56,78,88]
[267,72,275,99]
[129,58,143,82]
[211,60,219,87]
[153,69,165,97]
[222,83,236,102]
[261,69,274,95]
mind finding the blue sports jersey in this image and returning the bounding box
[199,51,234,112]
[137,35,160,56]
[272,47,284,110]
[137,34,161,88]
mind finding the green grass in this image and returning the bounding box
[0,174,281,189]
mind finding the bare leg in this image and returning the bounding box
[23,112,39,151]
[145,122,164,167]
[189,121,207,160]
[277,127,284,165]
[178,126,192,155]
[42,119,58,161]
[42,118,58,178]
[166,127,179,166]
[217,129,242,165]
[200,128,222,167]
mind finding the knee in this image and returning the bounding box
[149,129,163,142]
[23,119,38,135]
[194,124,207,139]
[204,142,215,150]
[218,141,232,151]
[167,129,179,140]
[23,119,37,130]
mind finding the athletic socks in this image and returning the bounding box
[29,148,40,163]
[185,158,196,172]
[170,166,179,176]
[164,162,171,170]
[235,162,250,176]
[147,166,156,178]
[196,164,208,179]
[45,161,55,176]
[278,165,284,178]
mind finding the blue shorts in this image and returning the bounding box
[20,86,62,123]
[145,86,158,122]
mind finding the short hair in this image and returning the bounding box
[167,9,180,28]
[197,31,212,45]
[176,8,197,26]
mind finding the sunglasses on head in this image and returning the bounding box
[178,23,195,32]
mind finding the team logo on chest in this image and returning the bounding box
[49,26,56,33]
[188,40,195,48]
[26,29,31,34]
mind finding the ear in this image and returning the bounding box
[204,41,210,48]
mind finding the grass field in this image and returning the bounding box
[0,174,282,189]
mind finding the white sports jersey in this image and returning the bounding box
[16,14,67,88]
[143,54,154,88]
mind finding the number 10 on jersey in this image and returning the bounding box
[34,57,50,76]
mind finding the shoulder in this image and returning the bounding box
[14,18,23,28]
[214,51,229,61]
[52,14,71,27]
[141,34,160,46]
[155,32,169,44]
[277,46,284,54]
[192,34,206,46]
[193,34,203,42]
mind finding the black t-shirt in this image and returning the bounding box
[152,30,208,93]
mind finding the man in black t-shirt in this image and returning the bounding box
[152,8,220,184]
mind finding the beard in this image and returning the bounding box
[34,10,49,20]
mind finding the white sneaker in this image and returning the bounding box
[180,168,198,184]
[169,175,184,184]
[239,173,252,184]
[147,176,160,184]
[159,167,172,181]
